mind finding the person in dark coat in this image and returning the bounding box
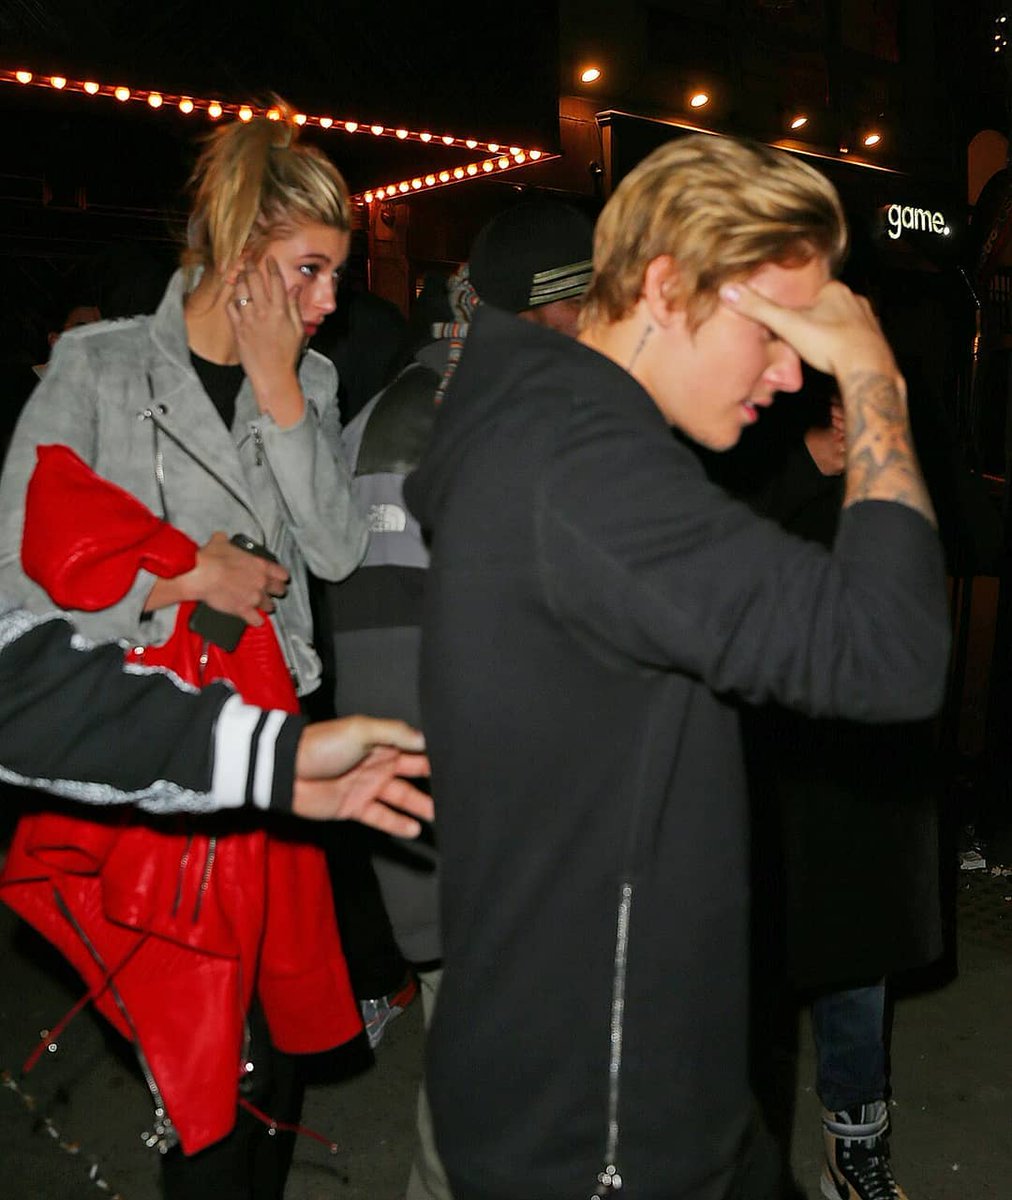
[404,133,950,1200]
[706,387,938,1200]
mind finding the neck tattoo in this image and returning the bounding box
[628,323,653,371]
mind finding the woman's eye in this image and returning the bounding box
[299,263,319,278]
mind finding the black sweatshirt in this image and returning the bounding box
[404,306,950,1200]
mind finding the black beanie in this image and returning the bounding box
[468,200,594,313]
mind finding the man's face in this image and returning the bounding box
[519,297,583,339]
[645,256,829,450]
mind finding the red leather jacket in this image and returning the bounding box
[1,445,361,1153]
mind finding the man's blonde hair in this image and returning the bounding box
[182,98,351,282]
[581,133,848,330]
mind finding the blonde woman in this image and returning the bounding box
[0,105,368,1198]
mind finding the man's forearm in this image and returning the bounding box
[841,369,936,526]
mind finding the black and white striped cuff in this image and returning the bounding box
[211,694,305,813]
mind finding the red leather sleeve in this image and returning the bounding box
[21,444,198,611]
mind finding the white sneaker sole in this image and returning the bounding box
[821,1171,850,1200]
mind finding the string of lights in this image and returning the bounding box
[358,150,558,205]
[0,68,547,159]
[1,66,558,205]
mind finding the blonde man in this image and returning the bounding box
[404,134,948,1200]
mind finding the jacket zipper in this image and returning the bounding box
[138,404,267,544]
[248,423,302,690]
[139,404,302,692]
[51,887,178,1151]
[592,880,632,1196]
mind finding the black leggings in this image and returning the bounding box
[159,1004,305,1200]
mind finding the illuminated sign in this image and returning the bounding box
[883,203,951,241]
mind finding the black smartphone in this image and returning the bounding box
[188,534,279,652]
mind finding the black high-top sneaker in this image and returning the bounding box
[821,1101,909,1200]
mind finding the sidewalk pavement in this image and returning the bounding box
[2,865,1010,1200]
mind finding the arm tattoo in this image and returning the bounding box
[842,370,936,526]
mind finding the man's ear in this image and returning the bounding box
[642,255,685,327]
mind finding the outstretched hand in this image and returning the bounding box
[292,716,432,836]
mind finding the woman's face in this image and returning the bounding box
[256,222,351,339]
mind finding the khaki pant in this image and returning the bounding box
[405,967,452,1200]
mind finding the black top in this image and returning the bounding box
[190,351,245,431]
[404,305,950,1200]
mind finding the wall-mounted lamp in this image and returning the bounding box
[788,114,809,131]
[689,92,709,109]
[580,66,602,84]
[862,131,882,148]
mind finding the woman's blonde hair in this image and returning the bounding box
[182,98,351,281]
[581,133,848,330]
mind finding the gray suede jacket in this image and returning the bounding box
[0,270,367,695]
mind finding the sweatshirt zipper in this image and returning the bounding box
[591,880,632,1196]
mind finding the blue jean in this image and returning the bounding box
[810,981,887,1112]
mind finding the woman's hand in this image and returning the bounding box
[145,532,290,624]
[227,256,307,427]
